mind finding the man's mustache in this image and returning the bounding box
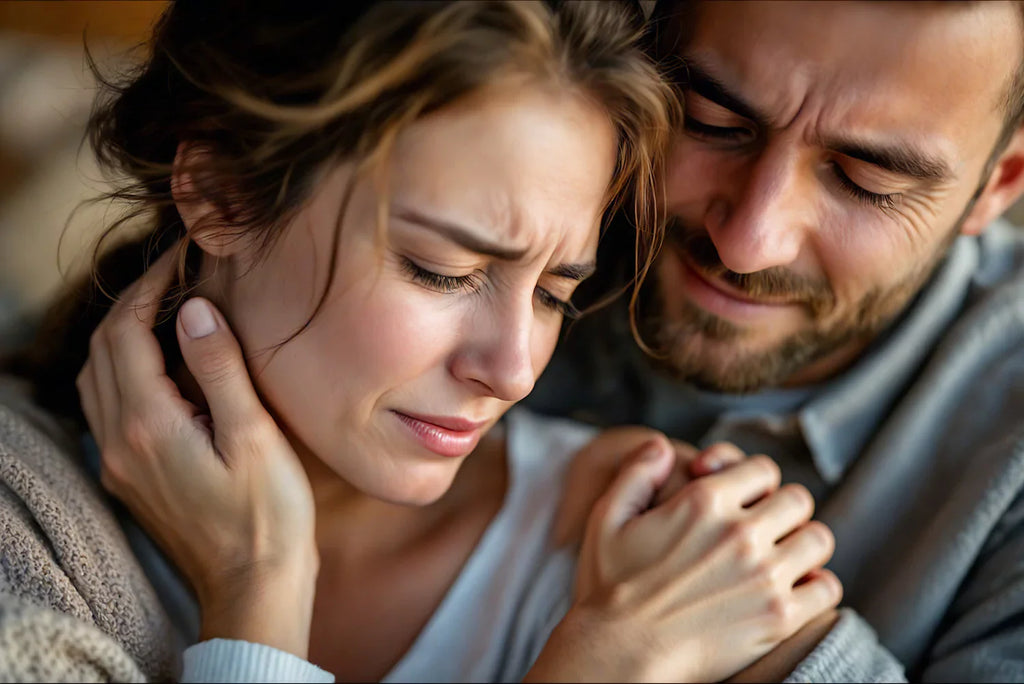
[669,225,836,317]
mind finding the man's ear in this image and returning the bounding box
[171,141,246,258]
[960,126,1024,236]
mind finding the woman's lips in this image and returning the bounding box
[392,411,486,458]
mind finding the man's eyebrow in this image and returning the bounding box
[393,206,596,279]
[681,59,770,129]
[826,137,952,183]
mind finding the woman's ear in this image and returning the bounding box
[171,141,246,258]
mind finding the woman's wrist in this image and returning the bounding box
[198,549,320,660]
[526,605,675,683]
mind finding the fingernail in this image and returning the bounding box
[180,298,217,339]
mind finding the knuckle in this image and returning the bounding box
[804,520,836,554]
[105,314,136,347]
[727,520,762,563]
[683,478,721,515]
[99,449,127,493]
[754,556,786,587]
[750,454,781,485]
[120,411,157,454]
[193,347,239,385]
[780,483,814,515]
[764,593,797,634]
[821,570,844,605]
[605,580,635,610]
[222,417,276,454]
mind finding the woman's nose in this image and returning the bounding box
[448,296,537,402]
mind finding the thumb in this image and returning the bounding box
[176,297,267,435]
[596,436,674,533]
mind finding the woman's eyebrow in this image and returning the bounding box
[393,206,528,260]
[549,262,595,281]
[393,205,596,279]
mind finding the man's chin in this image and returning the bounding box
[650,334,790,394]
[648,312,839,393]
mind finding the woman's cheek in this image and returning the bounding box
[532,319,562,376]
[327,284,462,387]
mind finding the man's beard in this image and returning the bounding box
[638,223,948,393]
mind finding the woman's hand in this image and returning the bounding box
[531,437,841,682]
[76,250,319,658]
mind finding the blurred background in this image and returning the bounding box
[0,1,167,352]
[0,1,1022,356]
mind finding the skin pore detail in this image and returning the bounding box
[648,0,1022,393]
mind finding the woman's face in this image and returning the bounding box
[198,84,616,504]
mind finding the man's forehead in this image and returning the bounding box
[658,1,1021,157]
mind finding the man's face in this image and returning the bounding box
[650,0,1023,392]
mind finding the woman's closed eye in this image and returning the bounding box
[402,257,481,293]
[401,257,580,319]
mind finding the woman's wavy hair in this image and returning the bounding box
[6,0,680,424]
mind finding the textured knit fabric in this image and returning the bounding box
[131,409,597,683]
[0,376,179,682]
[526,218,1024,682]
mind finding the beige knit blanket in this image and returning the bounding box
[0,377,178,682]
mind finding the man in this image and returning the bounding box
[527,1,1024,681]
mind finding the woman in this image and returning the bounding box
[0,1,840,681]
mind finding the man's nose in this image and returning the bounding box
[706,139,809,274]
[448,296,537,403]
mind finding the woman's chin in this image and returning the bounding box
[350,457,464,507]
[374,473,459,507]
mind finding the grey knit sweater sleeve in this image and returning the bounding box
[785,609,906,683]
[786,452,1024,683]
[0,378,179,682]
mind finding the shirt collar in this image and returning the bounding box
[798,234,980,484]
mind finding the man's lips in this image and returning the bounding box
[676,247,798,308]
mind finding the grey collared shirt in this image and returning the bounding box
[527,218,1024,681]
